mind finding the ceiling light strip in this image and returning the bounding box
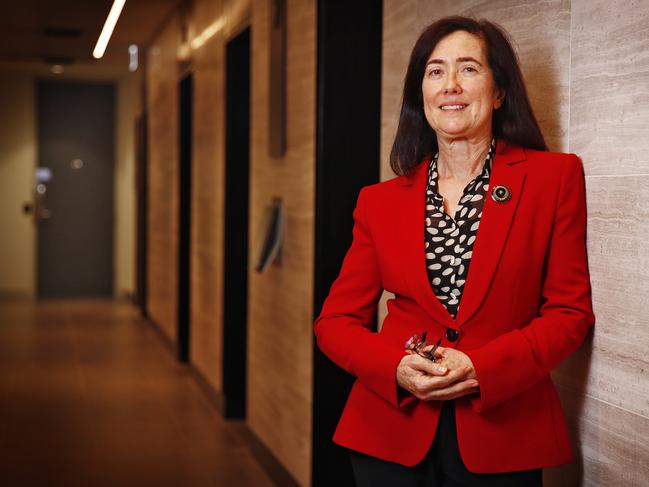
[92,0,126,59]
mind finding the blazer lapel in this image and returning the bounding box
[397,158,455,328]
[455,141,528,326]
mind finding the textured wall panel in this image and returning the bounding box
[554,176,649,416]
[146,17,182,341]
[569,0,649,175]
[558,0,649,483]
[146,1,314,483]
[190,0,226,396]
[380,0,420,181]
[247,1,315,485]
[546,384,649,487]
[146,0,252,399]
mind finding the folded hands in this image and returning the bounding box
[396,346,479,401]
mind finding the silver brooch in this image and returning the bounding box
[491,185,512,203]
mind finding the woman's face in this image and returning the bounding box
[421,30,503,143]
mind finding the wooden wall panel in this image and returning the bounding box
[146,17,182,341]
[189,0,227,396]
[189,0,252,397]
[146,0,252,395]
[382,0,649,485]
[248,1,316,485]
[146,1,315,483]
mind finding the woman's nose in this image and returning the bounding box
[443,72,462,94]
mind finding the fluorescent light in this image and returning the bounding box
[93,0,126,59]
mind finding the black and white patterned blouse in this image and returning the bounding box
[425,142,495,319]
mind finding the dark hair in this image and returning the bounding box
[390,16,547,176]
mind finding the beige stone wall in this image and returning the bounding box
[382,1,649,485]
[114,73,142,299]
[0,74,36,297]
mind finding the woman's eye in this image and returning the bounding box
[463,66,477,73]
[428,69,442,76]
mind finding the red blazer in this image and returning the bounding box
[314,140,595,473]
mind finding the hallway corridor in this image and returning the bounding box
[0,300,279,487]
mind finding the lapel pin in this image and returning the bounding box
[491,185,512,203]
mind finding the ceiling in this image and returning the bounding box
[0,0,181,78]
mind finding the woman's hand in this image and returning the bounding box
[396,351,479,401]
[428,346,477,381]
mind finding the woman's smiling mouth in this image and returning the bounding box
[439,104,468,111]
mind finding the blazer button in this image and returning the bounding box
[445,328,460,342]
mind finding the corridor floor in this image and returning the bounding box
[0,299,279,487]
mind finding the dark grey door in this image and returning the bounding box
[223,27,250,418]
[178,74,193,362]
[37,81,115,298]
[313,1,382,485]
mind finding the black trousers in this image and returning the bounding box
[349,401,542,487]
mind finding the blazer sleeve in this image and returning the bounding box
[314,187,410,408]
[465,155,595,412]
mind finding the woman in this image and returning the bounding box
[314,16,594,487]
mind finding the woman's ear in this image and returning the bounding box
[494,89,505,109]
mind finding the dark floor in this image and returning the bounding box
[0,299,279,487]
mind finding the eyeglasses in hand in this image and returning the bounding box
[404,331,442,362]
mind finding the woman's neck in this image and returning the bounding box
[436,134,493,182]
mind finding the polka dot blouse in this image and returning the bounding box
[425,142,495,319]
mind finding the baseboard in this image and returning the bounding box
[0,290,35,300]
[187,361,225,415]
[235,425,301,487]
[142,314,177,357]
[186,359,299,486]
[142,311,299,487]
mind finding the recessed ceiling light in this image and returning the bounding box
[51,65,64,74]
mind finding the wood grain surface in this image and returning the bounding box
[247,2,316,485]
[146,16,182,342]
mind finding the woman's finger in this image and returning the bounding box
[418,366,471,392]
[407,354,448,376]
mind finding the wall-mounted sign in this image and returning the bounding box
[254,197,284,273]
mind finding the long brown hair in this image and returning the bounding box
[389,16,547,176]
